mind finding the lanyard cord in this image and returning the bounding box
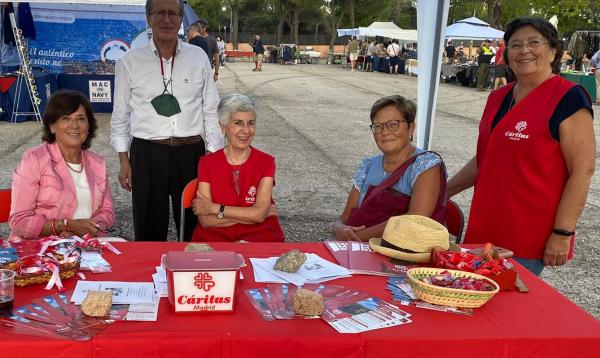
[159,49,175,94]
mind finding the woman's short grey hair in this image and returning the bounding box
[218,94,257,125]
[370,95,416,123]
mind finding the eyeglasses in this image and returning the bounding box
[369,119,407,134]
[96,221,130,241]
[151,10,182,20]
[507,40,547,52]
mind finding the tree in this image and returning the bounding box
[276,0,288,44]
[347,0,355,28]
[484,0,501,28]
[324,0,345,51]
[285,1,301,44]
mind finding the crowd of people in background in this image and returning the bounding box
[345,36,418,75]
[442,36,600,102]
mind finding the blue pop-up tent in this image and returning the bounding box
[445,17,504,41]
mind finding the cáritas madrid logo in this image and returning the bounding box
[194,272,215,291]
[176,272,231,307]
[505,120,529,141]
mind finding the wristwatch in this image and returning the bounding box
[217,204,225,219]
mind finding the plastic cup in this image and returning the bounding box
[0,269,16,316]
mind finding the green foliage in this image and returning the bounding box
[188,0,600,43]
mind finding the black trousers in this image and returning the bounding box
[130,137,205,242]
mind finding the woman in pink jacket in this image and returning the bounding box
[9,91,115,240]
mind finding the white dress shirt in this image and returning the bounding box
[110,39,224,153]
[387,43,400,57]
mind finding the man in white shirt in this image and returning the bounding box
[110,0,223,242]
[387,40,401,75]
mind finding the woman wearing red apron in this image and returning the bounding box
[448,17,596,275]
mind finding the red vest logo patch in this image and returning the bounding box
[505,120,530,141]
[245,185,257,204]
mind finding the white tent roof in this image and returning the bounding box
[354,22,417,41]
[383,29,418,42]
[337,28,359,37]
[445,16,504,40]
[367,22,401,30]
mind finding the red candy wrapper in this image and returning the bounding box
[431,247,517,291]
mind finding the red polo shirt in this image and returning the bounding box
[191,147,285,242]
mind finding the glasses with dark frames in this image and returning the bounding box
[507,40,547,52]
[369,119,408,134]
[96,221,130,241]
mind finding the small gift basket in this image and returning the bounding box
[407,268,499,308]
[1,250,81,288]
[1,237,82,290]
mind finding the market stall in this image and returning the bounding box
[2,241,600,357]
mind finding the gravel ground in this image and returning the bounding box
[0,61,598,319]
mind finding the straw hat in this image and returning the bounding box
[369,215,450,263]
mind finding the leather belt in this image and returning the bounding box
[147,135,203,146]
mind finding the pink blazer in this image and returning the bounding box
[9,142,115,239]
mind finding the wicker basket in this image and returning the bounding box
[1,255,80,287]
[407,268,499,308]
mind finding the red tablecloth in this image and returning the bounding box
[3,242,600,358]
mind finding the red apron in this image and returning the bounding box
[465,76,576,259]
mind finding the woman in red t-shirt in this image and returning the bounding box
[191,94,285,242]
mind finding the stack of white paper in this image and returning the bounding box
[152,266,168,297]
[250,253,352,286]
[79,252,112,273]
[70,281,160,321]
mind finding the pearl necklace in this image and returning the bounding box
[65,154,84,173]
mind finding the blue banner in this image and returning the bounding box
[28,4,149,73]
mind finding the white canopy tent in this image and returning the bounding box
[383,29,418,42]
[445,16,504,40]
[337,28,359,37]
[354,22,418,42]
[358,21,401,37]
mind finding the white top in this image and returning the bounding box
[110,38,224,153]
[387,43,400,57]
[67,164,93,220]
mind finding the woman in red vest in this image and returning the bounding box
[448,17,596,275]
[190,94,285,242]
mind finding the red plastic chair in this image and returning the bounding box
[179,179,198,242]
[0,189,11,224]
[445,199,465,244]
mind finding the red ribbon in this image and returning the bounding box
[16,248,81,291]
